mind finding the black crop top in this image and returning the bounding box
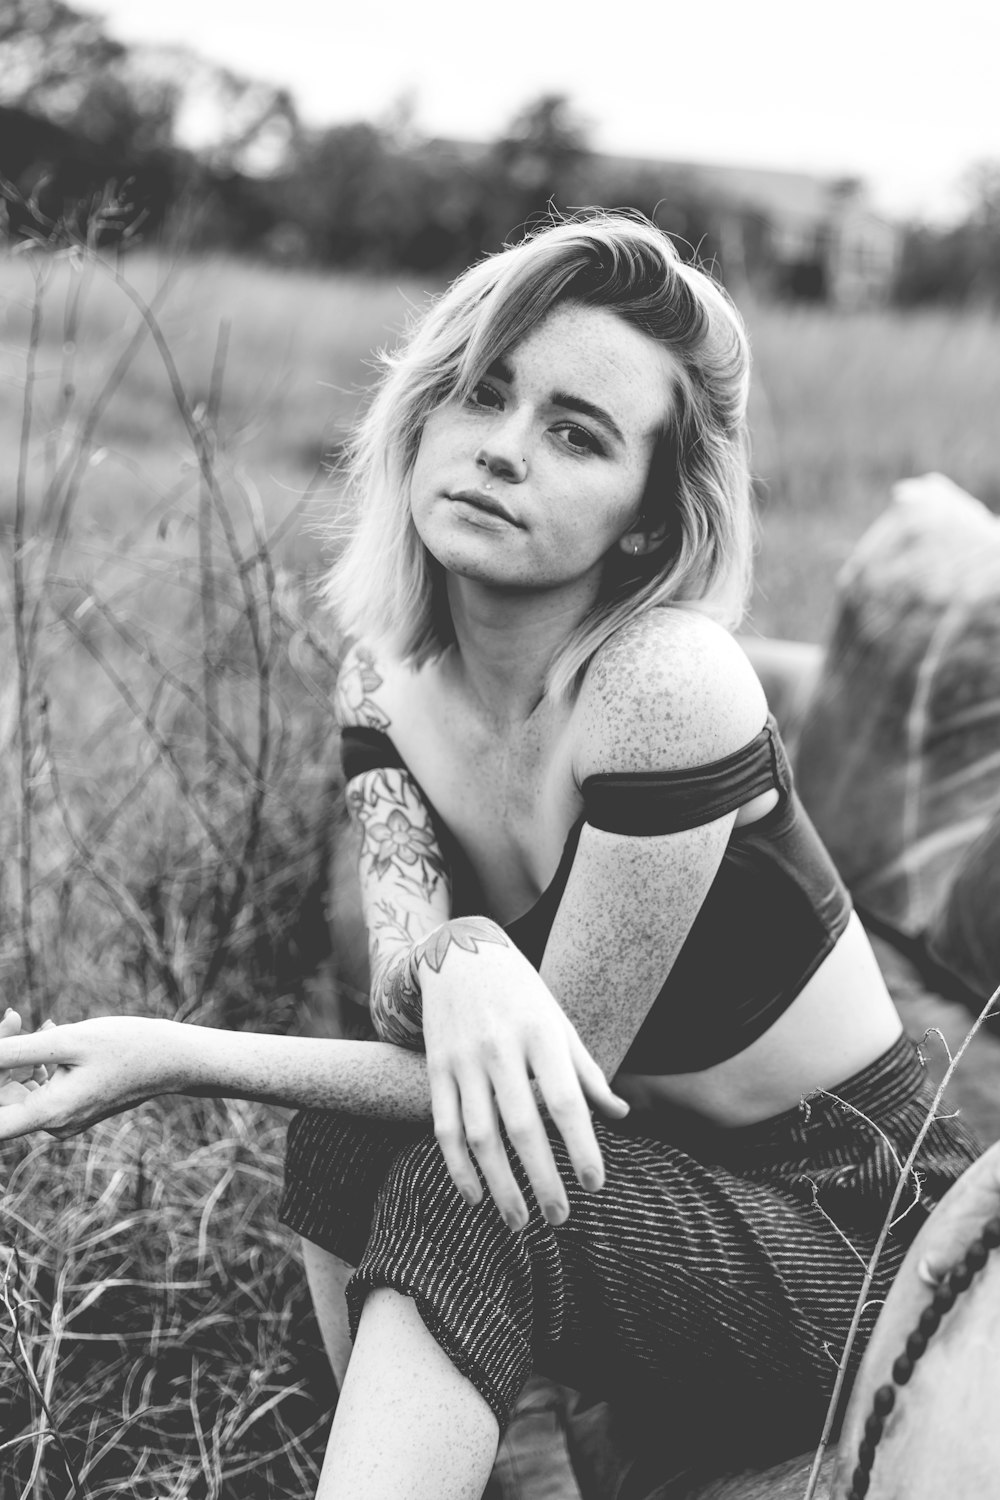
[341,718,852,1074]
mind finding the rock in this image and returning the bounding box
[795,474,1000,940]
[925,810,1000,1011]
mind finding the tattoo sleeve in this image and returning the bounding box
[347,766,448,1049]
[410,917,510,975]
[346,769,512,1050]
[334,643,391,730]
[368,917,512,1049]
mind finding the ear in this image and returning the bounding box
[618,522,670,558]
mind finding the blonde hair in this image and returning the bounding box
[327,210,754,700]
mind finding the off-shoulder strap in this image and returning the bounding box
[340,724,409,781]
[582,717,789,836]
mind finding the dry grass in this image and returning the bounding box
[745,298,1000,640]
[0,243,998,1496]
[0,247,365,1496]
[1,1099,331,1498]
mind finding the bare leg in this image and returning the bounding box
[301,1237,354,1387]
[316,1287,499,1500]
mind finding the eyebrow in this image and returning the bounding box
[551,391,625,445]
[485,358,626,446]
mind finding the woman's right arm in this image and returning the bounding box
[0,1013,435,1136]
[336,644,629,1225]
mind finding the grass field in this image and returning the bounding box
[1,246,998,1497]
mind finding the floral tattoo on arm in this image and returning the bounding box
[369,918,512,1050]
[335,644,390,730]
[346,769,511,1050]
[410,917,510,975]
[348,770,449,898]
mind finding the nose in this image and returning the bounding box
[475,432,527,485]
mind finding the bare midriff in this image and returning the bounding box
[612,911,904,1128]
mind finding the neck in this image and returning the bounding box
[444,575,599,725]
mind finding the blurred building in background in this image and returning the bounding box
[689,165,899,307]
[589,154,900,307]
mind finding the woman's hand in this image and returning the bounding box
[0,1012,188,1140]
[415,919,629,1230]
[0,1008,49,1105]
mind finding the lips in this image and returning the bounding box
[449,489,523,527]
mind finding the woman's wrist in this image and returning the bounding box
[368,917,513,1050]
[162,1018,229,1096]
[369,947,426,1050]
[409,916,510,979]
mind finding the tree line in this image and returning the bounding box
[2,0,999,304]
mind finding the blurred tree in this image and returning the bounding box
[963,159,1000,301]
[0,0,125,121]
[482,93,593,245]
[897,159,1000,307]
[280,121,398,266]
[0,0,295,252]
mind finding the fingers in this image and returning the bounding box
[0,1009,46,1085]
[527,1039,607,1195]
[425,997,627,1227]
[0,1030,65,1073]
[564,1026,630,1120]
[433,1061,573,1230]
[0,1079,34,1106]
[0,1086,56,1140]
[462,1072,543,1230]
[491,1068,569,1218]
[429,1069,486,1210]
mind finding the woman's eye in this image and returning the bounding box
[557,424,603,456]
[467,381,502,410]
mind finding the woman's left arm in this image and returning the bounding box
[539,818,735,1080]
[540,613,769,1077]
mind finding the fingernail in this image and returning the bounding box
[461,1187,480,1208]
[581,1168,602,1192]
[504,1210,525,1232]
[3,1009,13,1020]
[544,1202,568,1226]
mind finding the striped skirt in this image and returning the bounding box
[279,1034,979,1471]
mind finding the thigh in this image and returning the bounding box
[539,1121,869,1391]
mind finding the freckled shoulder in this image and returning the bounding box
[334,639,399,732]
[572,609,768,780]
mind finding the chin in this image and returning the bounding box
[421,527,518,583]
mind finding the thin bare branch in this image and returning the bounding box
[12,257,46,1025]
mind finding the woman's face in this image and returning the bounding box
[409,302,678,602]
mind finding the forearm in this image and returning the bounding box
[175,1023,434,1122]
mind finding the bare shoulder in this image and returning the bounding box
[572,608,768,779]
[334,638,401,732]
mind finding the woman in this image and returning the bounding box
[0,213,988,1499]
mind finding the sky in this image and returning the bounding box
[92,0,1000,223]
